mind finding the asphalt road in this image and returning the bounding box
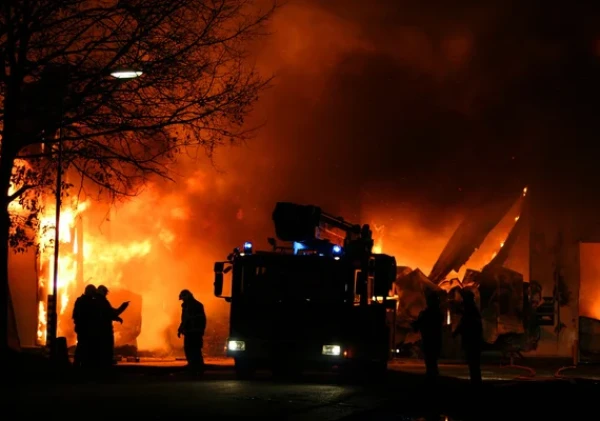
[10,370,399,420]
[7,363,598,420]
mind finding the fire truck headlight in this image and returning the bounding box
[322,344,341,356]
[228,340,246,351]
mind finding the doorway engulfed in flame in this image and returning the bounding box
[36,198,91,345]
[25,166,232,353]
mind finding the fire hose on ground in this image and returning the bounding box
[552,365,594,383]
[499,363,536,380]
[498,365,594,383]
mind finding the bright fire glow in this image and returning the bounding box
[36,198,93,344]
[372,223,384,254]
[579,243,600,319]
[363,186,529,282]
[5,161,230,353]
[34,196,160,345]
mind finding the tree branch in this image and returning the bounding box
[1,0,278,251]
[7,184,35,203]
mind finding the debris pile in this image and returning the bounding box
[392,187,540,355]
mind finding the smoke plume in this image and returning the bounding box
[45,0,600,352]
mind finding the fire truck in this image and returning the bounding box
[213,202,398,379]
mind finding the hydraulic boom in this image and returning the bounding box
[272,202,370,246]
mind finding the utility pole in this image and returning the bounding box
[76,215,84,287]
[47,115,63,359]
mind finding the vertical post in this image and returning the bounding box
[46,294,56,350]
[359,264,368,306]
[76,215,84,287]
[48,112,63,358]
[555,267,561,349]
[574,241,582,366]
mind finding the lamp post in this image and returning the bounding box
[47,67,142,359]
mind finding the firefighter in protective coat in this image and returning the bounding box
[178,289,207,372]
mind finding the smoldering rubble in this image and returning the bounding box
[391,187,540,357]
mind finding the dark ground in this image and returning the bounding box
[4,352,598,420]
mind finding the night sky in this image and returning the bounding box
[185,0,600,247]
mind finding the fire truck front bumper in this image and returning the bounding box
[225,338,354,368]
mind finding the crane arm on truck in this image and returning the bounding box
[271,202,383,307]
[272,202,371,245]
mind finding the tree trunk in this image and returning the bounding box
[0,150,14,359]
[2,56,23,361]
[0,203,10,359]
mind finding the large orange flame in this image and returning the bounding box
[36,198,91,344]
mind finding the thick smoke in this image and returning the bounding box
[56,1,600,353]
[214,0,545,219]
[101,1,513,351]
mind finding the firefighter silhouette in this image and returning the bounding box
[178,289,207,372]
[412,292,443,384]
[454,289,483,384]
[95,285,129,367]
[72,284,98,368]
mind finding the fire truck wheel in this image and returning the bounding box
[234,358,256,380]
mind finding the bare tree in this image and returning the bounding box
[0,0,275,354]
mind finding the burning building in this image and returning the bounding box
[379,183,600,362]
[5,1,600,364]
[8,165,236,357]
[7,176,600,362]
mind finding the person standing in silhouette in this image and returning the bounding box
[95,285,129,367]
[178,289,207,373]
[412,292,444,384]
[72,284,97,368]
[454,290,483,385]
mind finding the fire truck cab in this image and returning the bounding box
[213,202,397,379]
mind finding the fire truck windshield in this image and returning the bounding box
[240,255,346,303]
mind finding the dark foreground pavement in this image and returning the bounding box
[5,355,599,420]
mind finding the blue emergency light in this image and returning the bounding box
[243,241,253,255]
[293,241,306,255]
[332,245,342,260]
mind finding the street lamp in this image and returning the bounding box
[48,67,143,360]
[110,68,143,79]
